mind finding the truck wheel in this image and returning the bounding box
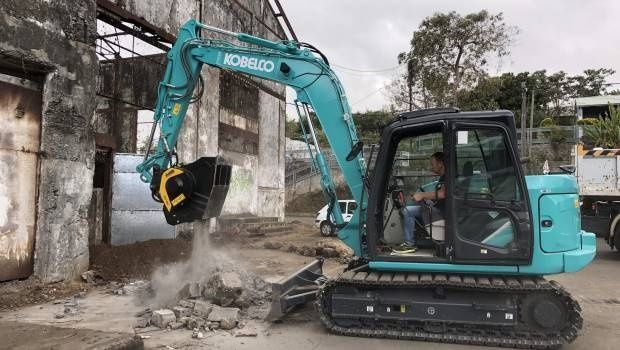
[610,213,620,250]
[320,221,335,237]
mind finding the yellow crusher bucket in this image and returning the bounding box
[152,156,232,225]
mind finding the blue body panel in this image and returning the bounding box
[371,175,596,276]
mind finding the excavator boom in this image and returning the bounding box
[136,20,366,240]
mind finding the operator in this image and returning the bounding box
[395,151,445,252]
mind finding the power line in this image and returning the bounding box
[331,62,404,73]
[350,85,387,107]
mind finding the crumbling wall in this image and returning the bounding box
[95,55,167,152]
[0,0,98,281]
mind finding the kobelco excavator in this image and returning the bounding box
[137,19,596,348]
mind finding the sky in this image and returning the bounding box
[279,0,620,114]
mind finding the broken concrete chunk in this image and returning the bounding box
[134,317,150,328]
[178,299,195,308]
[151,309,176,328]
[208,305,240,330]
[207,272,244,307]
[122,285,139,295]
[186,316,206,330]
[321,247,337,258]
[179,316,191,326]
[169,321,184,330]
[81,270,96,284]
[234,327,258,337]
[172,306,192,319]
[122,280,150,295]
[263,241,283,249]
[193,300,213,317]
[206,321,220,330]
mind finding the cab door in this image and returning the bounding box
[448,122,532,264]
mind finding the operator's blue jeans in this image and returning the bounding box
[401,205,422,246]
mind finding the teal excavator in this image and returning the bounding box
[137,19,596,348]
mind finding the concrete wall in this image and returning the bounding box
[0,1,98,282]
[285,171,347,204]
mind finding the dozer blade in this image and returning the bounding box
[267,258,325,321]
[157,156,232,225]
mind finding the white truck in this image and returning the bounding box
[574,95,620,250]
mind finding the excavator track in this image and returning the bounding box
[317,269,582,349]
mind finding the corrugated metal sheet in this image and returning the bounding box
[110,153,174,245]
[0,74,41,281]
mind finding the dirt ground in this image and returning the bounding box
[90,239,193,281]
[0,278,88,311]
[1,223,620,350]
[285,185,351,213]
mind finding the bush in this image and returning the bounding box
[577,118,598,126]
[582,104,620,149]
[539,117,555,127]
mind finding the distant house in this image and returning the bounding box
[575,95,620,119]
[286,137,317,160]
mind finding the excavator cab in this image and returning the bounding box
[367,108,533,264]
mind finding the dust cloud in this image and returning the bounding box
[148,230,232,307]
[147,226,271,309]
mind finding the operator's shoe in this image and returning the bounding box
[392,243,417,253]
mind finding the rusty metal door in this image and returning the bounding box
[0,74,42,281]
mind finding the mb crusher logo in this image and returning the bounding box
[223,53,275,73]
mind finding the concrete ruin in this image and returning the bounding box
[0,0,293,282]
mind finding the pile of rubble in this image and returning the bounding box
[134,268,270,336]
[263,240,352,262]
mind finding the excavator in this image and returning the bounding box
[136,19,597,348]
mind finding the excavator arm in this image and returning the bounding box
[137,19,367,255]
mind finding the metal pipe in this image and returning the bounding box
[196,22,237,37]
[143,119,158,161]
[302,104,322,154]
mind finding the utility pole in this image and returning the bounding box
[529,88,535,157]
[520,82,528,157]
[407,60,413,112]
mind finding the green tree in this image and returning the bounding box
[458,68,615,127]
[352,111,393,144]
[569,68,616,97]
[393,10,517,109]
[285,117,302,140]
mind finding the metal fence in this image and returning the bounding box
[285,126,579,187]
